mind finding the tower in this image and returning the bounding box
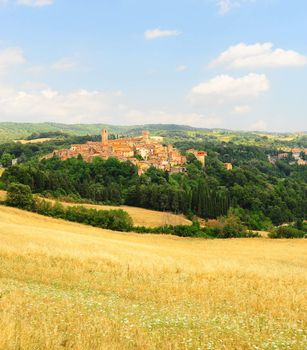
[102,128,108,146]
[142,130,149,142]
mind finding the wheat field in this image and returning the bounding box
[0,205,306,349]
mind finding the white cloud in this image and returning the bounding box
[17,0,54,7]
[189,73,269,104]
[0,84,124,123]
[216,0,254,15]
[233,105,250,114]
[250,120,267,131]
[176,65,188,72]
[209,42,307,69]
[0,47,25,73]
[0,82,222,127]
[144,28,180,40]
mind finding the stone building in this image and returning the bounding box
[187,149,207,167]
[45,129,189,175]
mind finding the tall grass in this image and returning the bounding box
[0,205,306,349]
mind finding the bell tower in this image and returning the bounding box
[102,128,108,146]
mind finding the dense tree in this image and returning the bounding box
[6,182,35,210]
[1,153,13,167]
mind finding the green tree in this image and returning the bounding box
[1,153,13,167]
[6,182,35,210]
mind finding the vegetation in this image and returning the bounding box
[35,199,133,232]
[269,221,307,239]
[0,205,306,349]
[6,182,35,210]
[1,152,306,230]
[3,184,251,237]
[1,124,306,232]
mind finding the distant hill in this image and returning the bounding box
[0,122,209,143]
[0,122,306,147]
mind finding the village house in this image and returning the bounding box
[297,159,307,166]
[45,129,196,175]
[187,149,207,167]
[224,163,233,171]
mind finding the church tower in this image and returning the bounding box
[102,128,108,146]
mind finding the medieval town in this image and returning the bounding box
[46,129,208,175]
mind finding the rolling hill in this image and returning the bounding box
[0,205,306,349]
[0,122,205,143]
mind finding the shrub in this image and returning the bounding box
[6,182,35,210]
[34,200,133,232]
[269,226,306,239]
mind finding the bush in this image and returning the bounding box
[133,221,256,238]
[34,200,133,232]
[6,182,35,210]
[269,226,306,239]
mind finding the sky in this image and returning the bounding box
[0,0,306,131]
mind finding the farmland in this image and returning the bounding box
[0,205,306,349]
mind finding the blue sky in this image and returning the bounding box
[0,0,306,131]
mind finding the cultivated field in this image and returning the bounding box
[0,205,306,350]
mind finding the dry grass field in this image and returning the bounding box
[0,205,306,350]
[16,138,53,144]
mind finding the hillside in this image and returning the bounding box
[0,205,306,349]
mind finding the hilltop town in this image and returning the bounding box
[45,129,207,175]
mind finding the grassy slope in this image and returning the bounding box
[0,205,306,349]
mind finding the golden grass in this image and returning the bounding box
[16,138,53,144]
[43,197,192,227]
[0,169,4,177]
[0,205,306,349]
